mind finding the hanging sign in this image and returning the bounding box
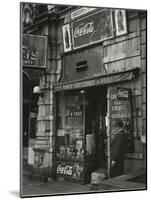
[23,34,47,68]
[109,87,133,152]
[72,9,113,49]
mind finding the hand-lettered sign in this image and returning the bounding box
[109,87,133,152]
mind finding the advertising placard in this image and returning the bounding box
[62,24,72,52]
[109,87,133,152]
[56,161,84,181]
[72,9,113,49]
[23,34,47,68]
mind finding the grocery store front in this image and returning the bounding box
[54,69,138,184]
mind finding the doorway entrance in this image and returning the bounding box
[85,86,108,172]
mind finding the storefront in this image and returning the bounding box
[50,7,147,184]
[22,4,146,183]
[54,68,138,183]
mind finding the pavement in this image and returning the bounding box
[22,161,146,197]
[22,176,120,197]
[22,160,118,197]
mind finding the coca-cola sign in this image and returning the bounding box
[72,9,113,49]
[57,164,73,176]
[73,22,94,38]
[56,162,84,180]
[117,88,130,100]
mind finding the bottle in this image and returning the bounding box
[65,27,70,49]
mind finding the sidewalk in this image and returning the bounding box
[22,161,146,197]
[22,176,121,197]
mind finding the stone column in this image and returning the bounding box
[32,15,57,180]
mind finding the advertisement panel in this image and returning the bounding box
[56,161,84,181]
[72,9,113,49]
[62,24,72,52]
[23,34,47,68]
[109,87,133,152]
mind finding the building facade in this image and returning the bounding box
[22,3,147,183]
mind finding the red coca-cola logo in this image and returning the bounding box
[74,22,94,38]
[57,164,73,176]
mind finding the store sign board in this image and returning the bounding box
[72,9,113,49]
[109,87,133,152]
[71,7,97,20]
[23,34,47,68]
[55,71,133,91]
[56,161,84,180]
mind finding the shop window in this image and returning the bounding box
[56,92,84,161]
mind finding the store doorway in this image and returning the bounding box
[85,86,107,171]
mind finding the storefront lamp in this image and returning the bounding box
[33,86,44,97]
[80,90,86,95]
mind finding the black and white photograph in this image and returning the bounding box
[20,2,147,198]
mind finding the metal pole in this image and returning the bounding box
[80,90,86,184]
[107,88,111,179]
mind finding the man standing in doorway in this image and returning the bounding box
[110,119,128,178]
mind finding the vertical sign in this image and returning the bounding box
[62,24,72,52]
[109,87,133,152]
[115,10,127,36]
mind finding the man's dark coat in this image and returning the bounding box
[110,130,128,178]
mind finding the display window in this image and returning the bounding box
[55,87,108,183]
[56,92,84,161]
